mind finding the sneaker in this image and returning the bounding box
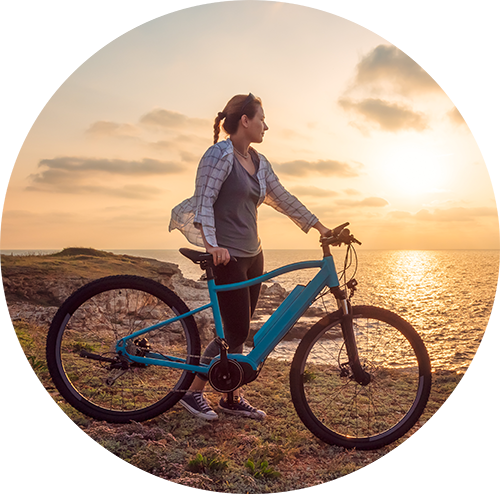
[219,396,266,420]
[180,391,218,420]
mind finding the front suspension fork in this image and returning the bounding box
[331,287,371,386]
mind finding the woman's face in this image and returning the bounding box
[245,105,269,143]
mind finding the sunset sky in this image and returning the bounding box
[1,1,497,251]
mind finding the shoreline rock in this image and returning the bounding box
[1,249,326,346]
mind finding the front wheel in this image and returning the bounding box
[46,275,201,423]
[290,305,431,450]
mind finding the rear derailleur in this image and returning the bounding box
[79,338,151,385]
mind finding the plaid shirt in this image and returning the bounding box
[169,139,318,248]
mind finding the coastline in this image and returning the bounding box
[2,247,462,492]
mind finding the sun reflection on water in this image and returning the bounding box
[351,250,498,372]
[386,251,443,324]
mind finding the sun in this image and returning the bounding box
[380,147,450,197]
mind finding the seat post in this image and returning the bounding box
[200,259,215,280]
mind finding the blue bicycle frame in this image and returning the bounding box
[115,255,340,374]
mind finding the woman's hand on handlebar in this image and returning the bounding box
[312,220,332,238]
[206,246,231,266]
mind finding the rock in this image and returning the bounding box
[3,274,87,307]
[193,311,215,344]
[2,250,318,346]
[260,282,287,301]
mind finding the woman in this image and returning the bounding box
[169,93,331,420]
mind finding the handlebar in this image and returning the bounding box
[321,222,362,247]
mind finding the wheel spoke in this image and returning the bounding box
[47,276,200,422]
[292,305,431,449]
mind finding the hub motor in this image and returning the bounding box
[208,359,244,392]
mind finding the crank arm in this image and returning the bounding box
[79,350,116,364]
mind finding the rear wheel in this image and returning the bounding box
[46,275,200,422]
[290,305,431,449]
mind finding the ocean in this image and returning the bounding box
[3,248,498,373]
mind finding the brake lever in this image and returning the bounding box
[340,229,363,246]
[321,227,362,247]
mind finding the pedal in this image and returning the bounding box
[214,336,229,351]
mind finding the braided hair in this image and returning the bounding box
[213,111,226,144]
[213,94,262,144]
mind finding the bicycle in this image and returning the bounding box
[46,223,432,450]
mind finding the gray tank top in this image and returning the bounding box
[213,151,261,257]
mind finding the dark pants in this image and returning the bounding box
[199,251,264,377]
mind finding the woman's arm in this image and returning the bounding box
[311,220,331,237]
[192,144,229,249]
[263,179,318,232]
[263,160,331,234]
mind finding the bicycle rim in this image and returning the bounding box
[47,276,199,422]
[291,305,431,449]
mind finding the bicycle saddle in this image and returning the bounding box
[179,248,212,265]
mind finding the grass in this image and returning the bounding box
[5,249,464,492]
[1,248,180,297]
[13,316,462,493]
[187,451,229,473]
[14,320,50,380]
[245,459,281,479]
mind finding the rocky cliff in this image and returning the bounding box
[2,248,325,346]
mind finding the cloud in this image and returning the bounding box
[85,113,211,162]
[447,107,467,127]
[26,182,163,199]
[24,207,165,225]
[1,210,60,222]
[140,108,210,130]
[85,121,139,138]
[1,208,172,248]
[30,157,184,185]
[310,197,389,220]
[343,188,361,196]
[338,97,429,132]
[388,207,497,222]
[352,44,441,97]
[337,197,389,208]
[25,156,186,198]
[150,134,210,162]
[388,210,412,220]
[338,44,444,134]
[288,186,339,198]
[279,128,307,140]
[273,159,358,177]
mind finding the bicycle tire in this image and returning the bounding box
[290,305,431,450]
[46,275,200,423]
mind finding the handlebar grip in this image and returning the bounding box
[331,222,350,236]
